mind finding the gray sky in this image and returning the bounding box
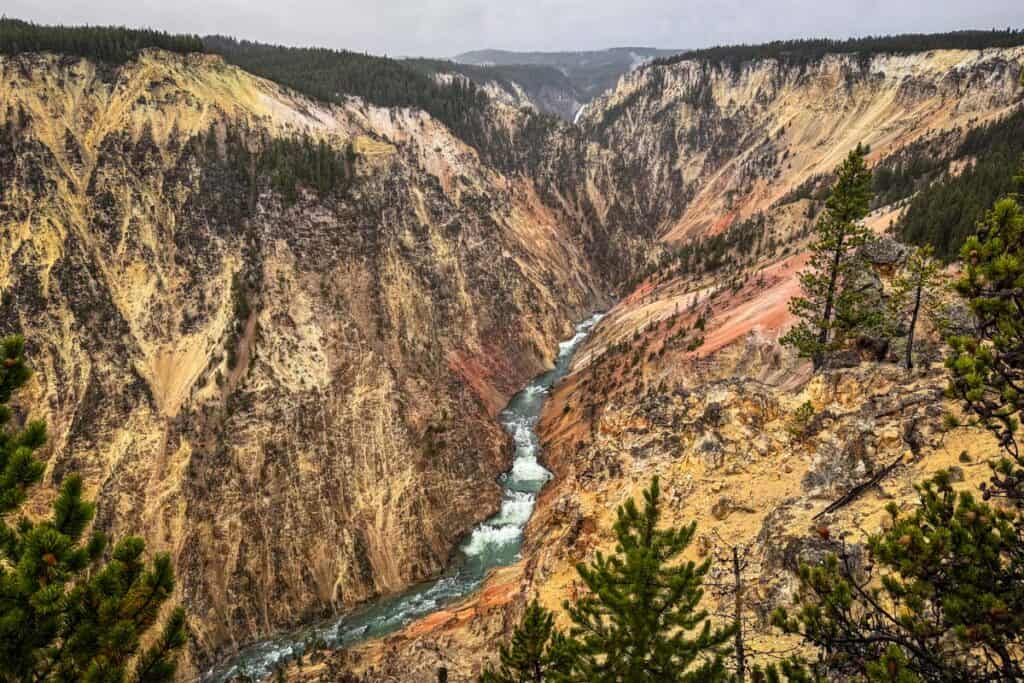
[6,0,1023,58]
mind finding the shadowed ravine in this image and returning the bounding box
[204,313,604,682]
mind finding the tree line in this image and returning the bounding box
[654,29,1024,71]
[0,17,203,64]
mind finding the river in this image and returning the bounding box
[203,312,604,681]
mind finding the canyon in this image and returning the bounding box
[1,36,1023,681]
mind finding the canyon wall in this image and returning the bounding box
[2,43,1023,680]
[0,50,609,671]
[283,46,1024,681]
[580,47,1024,241]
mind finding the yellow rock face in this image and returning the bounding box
[283,47,1023,681]
[3,43,1021,680]
[0,51,608,675]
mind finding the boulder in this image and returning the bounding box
[860,236,909,267]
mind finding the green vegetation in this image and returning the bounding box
[899,109,1024,260]
[480,600,571,683]
[564,476,733,681]
[870,143,947,210]
[258,132,353,205]
[655,29,1024,71]
[890,245,943,370]
[771,163,1024,682]
[193,123,354,209]
[0,336,186,682]
[781,144,878,370]
[773,470,1024,681]
[786,400,817,439]
[482,478,733,682]
[947,165,1024,502]
[0,17,202,63]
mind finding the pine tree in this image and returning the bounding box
[890,244,943,370]
[560,477,733,682]
[781,145,876,370]
[947,162,1024,503]
[0,335,187,682]
[479,600,571,683]
[772,470,1024,681]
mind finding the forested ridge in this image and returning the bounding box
[898,108,1024,259]
[0,17,203,63]
[655,28,1024,70]
[202,35,566,172]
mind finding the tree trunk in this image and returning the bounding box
[906,283,922,370]
[733,546,746,683]
[815,234,846,372]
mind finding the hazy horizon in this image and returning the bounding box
[4,1,1023,59]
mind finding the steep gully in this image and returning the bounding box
[205,314,605,681]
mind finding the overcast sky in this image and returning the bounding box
[6,0,1023,57]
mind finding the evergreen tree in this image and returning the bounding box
[560,477,733,682]
[946,163,1024,503]
[781,145,877,370]
[899,111,1024,260]
[480,600,571,683]
[890,244,943,370]
[771,470,1024,681]
[0,335,187,682]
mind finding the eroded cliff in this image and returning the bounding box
[0,49,610,673]
[580,47,1024,241]
[277,46,1024,681]
[4,40,1024,681]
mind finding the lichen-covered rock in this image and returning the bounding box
[860,235,910,267]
